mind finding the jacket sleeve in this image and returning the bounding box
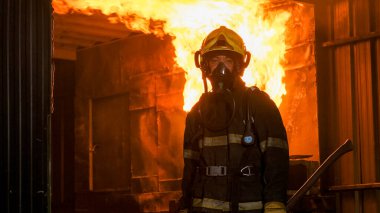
[251,90,289,204]
[180,110,201,209]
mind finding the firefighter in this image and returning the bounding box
[179,26,289,213]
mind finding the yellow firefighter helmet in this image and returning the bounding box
[195,26,251,76]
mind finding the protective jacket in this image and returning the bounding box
[181,79,289,213]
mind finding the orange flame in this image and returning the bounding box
[53,0,290,111]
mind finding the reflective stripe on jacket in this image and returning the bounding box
[192,198,263,211]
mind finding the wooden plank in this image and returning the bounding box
[376,38,380,187]
[333,0,350,40]
[375,37,380,212]
[374,0,380,31]
[54,30,114,43]
[323,32,380,47]
[54,42,80,51]
[330,183,380,191]
[354,42,376,183]
[375,3,380,210]
[54,23,129,38]
[54,36,96,48]
[292,0,314,4]
[54,21,130,37]
[352,0,370,36]
[353,39,378,213]
[54,13,130,32]
[330,1,353,212]
[363,191,379,213]
[334,45,355,186]
[92,94,130,191]
[53,17,129,36]
[315,0,336,192]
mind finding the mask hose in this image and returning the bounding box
[241,89,256,146]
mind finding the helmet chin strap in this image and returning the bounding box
[208,62,235,92]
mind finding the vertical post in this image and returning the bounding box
[0,0,52,212]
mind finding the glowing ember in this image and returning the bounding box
[53,0,291,111]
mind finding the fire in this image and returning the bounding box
[53,0,291,111]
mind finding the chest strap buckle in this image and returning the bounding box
[205,166,227,176]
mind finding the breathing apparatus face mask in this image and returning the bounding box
[208,62,235,91]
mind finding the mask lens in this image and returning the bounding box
[211,62,229,76]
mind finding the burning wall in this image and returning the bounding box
[280,2,319,161]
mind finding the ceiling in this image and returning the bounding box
[53,13,135,60]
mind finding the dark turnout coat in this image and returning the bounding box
[181,79,289,213]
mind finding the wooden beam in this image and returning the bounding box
[54,37,97,48]
[322,32,380,47]
[54,30,113,43]
[54,24,129,38]
[54,13,130,33]
[53,47,77,60]
[292,0,315,4]
[330,183,380,192]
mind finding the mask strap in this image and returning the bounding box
[202,73,208,93]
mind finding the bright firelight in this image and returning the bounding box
[53,0,291,111]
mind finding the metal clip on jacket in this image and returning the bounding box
[240,166,255,176]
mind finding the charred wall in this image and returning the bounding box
[74,34,185,212]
